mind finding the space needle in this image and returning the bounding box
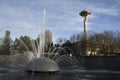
[79,10,91,55]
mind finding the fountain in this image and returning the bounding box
[25,32,60,72]
[26,58,59,73]
[8,9,79,73]
[8,30,79,73]
[8,31,79,73]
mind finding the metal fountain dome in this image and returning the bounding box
[26,57,59,72]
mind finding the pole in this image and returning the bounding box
[83,16,88,55]
[79,10,91,55]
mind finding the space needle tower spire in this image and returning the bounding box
[79,10,91,55]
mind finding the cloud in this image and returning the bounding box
[0,0,120,41]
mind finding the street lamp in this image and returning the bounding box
[79,10,91,55]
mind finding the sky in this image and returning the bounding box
[0,0,120,43]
